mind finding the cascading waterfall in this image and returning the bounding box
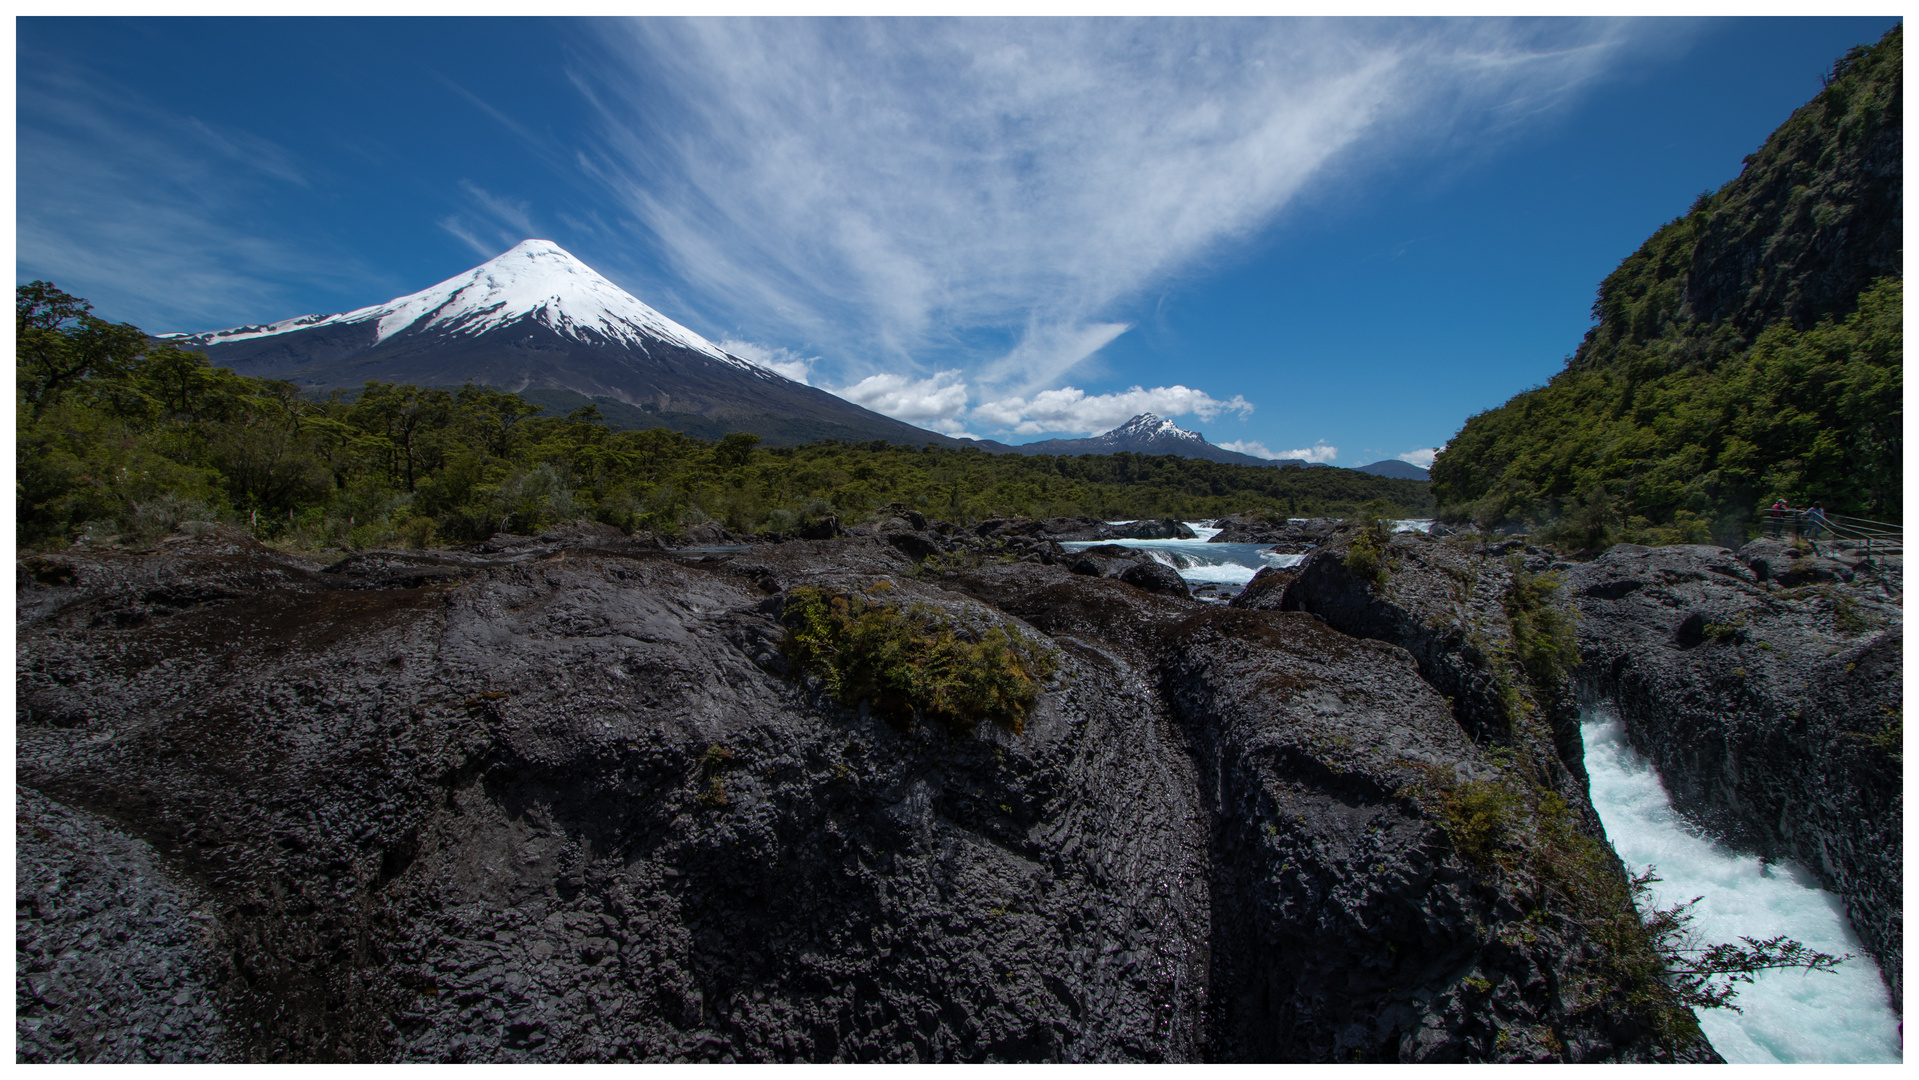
[1581,706,1901,1063]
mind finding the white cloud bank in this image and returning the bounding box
[574,18,1652,434]
[827,371,1253,440]
[973,384,1252,437]
[1218,440,1339,463]
[1398,447,1442,469]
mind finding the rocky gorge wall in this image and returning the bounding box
[1271,526,1902,1013]
[17,521,1725,1062]
[1562,541,1903,1008]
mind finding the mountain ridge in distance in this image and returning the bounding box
[1004,413,1333,469]
[1355,459,1431,481]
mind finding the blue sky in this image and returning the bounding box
[17,16,1901,466]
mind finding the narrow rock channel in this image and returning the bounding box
[1582,705,1901,1063]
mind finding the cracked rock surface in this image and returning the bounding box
[19,530,1723,1061]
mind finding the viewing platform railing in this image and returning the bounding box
[1766,507,1901,563]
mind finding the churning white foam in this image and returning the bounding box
[1581,707,1901,1063]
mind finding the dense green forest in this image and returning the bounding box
[16,283,1430,551]
[1432,27,1902,546]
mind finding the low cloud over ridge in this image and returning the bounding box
[1221,439,1339,463]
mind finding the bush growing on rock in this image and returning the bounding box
[779,585,1059,735]
[1342,515,1395,588]
[1504,564,1578,695]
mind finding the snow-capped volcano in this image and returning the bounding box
[175,240,958,447]
[177,239,754,370]
[1097,413,1208,447]
[1006,412,1310,467]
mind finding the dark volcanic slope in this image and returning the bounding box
[197,320,962,448]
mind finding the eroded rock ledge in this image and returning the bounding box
[17,526,1733,1062]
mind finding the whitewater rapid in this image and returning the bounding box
[1057,521,1322,592]
[1581,707,1901,1063]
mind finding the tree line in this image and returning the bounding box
[17,282,1431,551]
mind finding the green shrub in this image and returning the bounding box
[1437,779,1527,869]
[780,585,1059,735]
[1832,595,1881,635]
[1701,620,1743,644]
[1343,516,1394,588]
[1504,564,1578,697]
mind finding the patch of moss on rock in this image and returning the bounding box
[779,584,1059,735]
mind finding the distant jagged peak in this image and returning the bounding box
[1103,413,1206,443]
[173,239,759,372]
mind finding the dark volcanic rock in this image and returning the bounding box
[678,519,737,546]
[1563,543,1903,1007]
[1056,546,1189,600]
[1209,515,1339,550]
[1024,517,1195,543]
[1227,567,1296,612]
[1160,609,1711,1062]
[1116,559,1189,598]
[1281,527,1582,767]
[1098,518,1196,541]
[19,542,1210,1062]
[1737,537,1862,586]
[17,788,230,1063]
[16,531,1722,1062]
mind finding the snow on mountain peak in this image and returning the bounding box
[177,240,758,371]
[1107,413,1204,442]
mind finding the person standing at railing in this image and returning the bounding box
[1807,502,1827,540]
[1769,498,1789,539]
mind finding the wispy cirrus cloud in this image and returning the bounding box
[570,17,1649,434]
[15,55,382,332]
[439,180,544,259]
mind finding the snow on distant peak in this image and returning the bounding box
[1108,413,1204,442]
[178,240,766,373]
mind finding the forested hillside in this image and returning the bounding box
[1432,26,1901,545]
[16,283,1428,550]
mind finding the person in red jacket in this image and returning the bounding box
[1769,498,1789,538]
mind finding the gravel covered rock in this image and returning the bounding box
[16,789,229,1062]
